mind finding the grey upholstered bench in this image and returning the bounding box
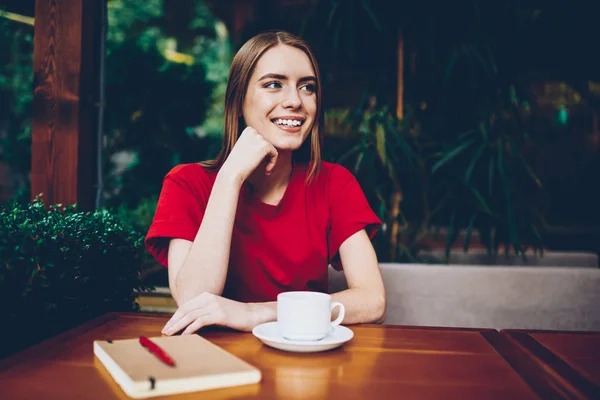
[328,263,600,331]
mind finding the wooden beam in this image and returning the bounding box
[396,28,404,120]
[31,0,101,210]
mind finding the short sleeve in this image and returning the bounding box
[327,164,381,268]
[144,164,212,267]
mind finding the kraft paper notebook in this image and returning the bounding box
[93,335,262,399]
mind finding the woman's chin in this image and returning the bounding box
[272,140,306,153]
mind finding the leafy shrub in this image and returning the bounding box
[0,197,153,358]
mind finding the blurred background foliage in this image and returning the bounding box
[1,0,600,278]
[0,7,32,202]
[103,0,230,212]
[1,0,231,219]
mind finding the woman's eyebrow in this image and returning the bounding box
[258,73,287,81]
[258,73,317,83]
[298,75,317,84]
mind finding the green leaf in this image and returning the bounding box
[488,154,495,195]
[386,119,417,165]
[333,19,343,48]
[507,138,542,188]
[464,144,486,184]
[444,50,459,84]
[375,123,386,164]
[497,138,505,181]
[336,143,362,164]
[468,186,494,215]
[483,44,498,75]
[522,160,542,188]
[531,224,544,252]
[478,120,489,139]
[327,1,339,27]
[432,139,474,174]
[458,128,477,141]
[353,151,364,172]
[360,0,382,31]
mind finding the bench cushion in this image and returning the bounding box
[329,263,600,331]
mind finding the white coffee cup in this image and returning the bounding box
[277,291,345,341]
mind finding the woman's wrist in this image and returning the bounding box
[216,165,245,189]
[247,301,277,328]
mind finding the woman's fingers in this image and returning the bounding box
[181,312,220,335]
[163,309,202,335]
[264,145,278,175]
[222,126,280,180]
[161,293,251,335]
[162,294,208,334]
[162,309,185,334]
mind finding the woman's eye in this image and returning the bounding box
[300,84,316,93]
[265,81,282,89]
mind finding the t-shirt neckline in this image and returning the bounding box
[243,163,304,217]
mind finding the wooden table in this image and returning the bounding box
[0,313,594,399]
[502,329,600,399]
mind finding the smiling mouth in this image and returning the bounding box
[271,118,305,127]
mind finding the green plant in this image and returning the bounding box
[328,89,546,262]
[426,85,546,258]
[326,105,432,262]
[315,2,549,262]
[0,197,153,358]
[114,196,169,285]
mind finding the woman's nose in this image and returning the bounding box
[282,89,301,109]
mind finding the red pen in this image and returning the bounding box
[139,336,176,367]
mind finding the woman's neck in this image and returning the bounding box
[246,151,293,204]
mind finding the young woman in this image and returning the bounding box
[145,31,386,336]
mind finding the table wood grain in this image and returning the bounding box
[0,312,569,399]
[502,329,600,399]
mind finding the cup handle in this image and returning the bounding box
[330,302,345,326]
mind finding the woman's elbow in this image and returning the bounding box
[371,293,387,324]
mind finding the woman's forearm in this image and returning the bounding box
[246,288,385,330]
[173,171,242,304]
[332,288,386,324]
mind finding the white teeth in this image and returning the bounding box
[274,119,303,126]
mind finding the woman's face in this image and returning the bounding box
[242,44,317,153]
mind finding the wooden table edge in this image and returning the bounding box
[358,323,497,332]
[499,330,600,399]
[479,330,580,399]
[501,328,600,335]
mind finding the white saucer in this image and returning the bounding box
[252,322,354,353]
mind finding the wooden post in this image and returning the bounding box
[31,0,101,210]
[396,28,404,120]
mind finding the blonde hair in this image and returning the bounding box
[201,31,323,181]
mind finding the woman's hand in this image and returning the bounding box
[220,126,278,183]
[161,292,257,335]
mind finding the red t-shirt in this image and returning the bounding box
[145,161,381,302]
